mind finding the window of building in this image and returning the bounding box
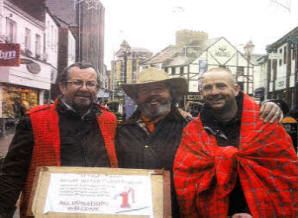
[172,67,176,75]
[273,60,277,81]
[132,59,137,72]
[6,18,17,43]
[267,59,271,82]
[25,28,31,50]
[279,59,282,66]
[293,49,296,60]
[180,66,184,76]
[237,66,244,76]
[283,46,287,64]
[120,61,124,73]
[35,34,41,57]
[51,25,54,48]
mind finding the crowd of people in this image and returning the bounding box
[0,62,297,218]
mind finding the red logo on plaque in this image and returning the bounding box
[0,43,20,66]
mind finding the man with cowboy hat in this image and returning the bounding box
[116,67,282,217]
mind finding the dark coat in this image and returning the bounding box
[116,107,189,217]
[0,99,111,218]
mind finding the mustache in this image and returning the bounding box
[144,96,172,105]
[145,96,163,103]
[206,95,223,100]
[75,91,92,97]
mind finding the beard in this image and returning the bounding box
[140,95,172,120]
[204,94,238,119]
[71,91,94,113]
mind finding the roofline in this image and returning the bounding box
[45,7,61,27]
[4,0,45,29]
[266,26,298,52]
[142,45,176,64]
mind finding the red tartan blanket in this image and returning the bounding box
[173,93,298,218]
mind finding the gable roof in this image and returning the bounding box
[266,26,298,52]
[142,45,179,65]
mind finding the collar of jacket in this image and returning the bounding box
[56,97,102,120]
[121,106,186,126]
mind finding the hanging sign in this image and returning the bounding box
[0,43,20,66]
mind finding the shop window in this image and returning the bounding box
[1,85,39,119]
[25,28,31,50]
[6,18,17,43]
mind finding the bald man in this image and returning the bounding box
[173,68,297,218]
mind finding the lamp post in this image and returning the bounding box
[244,41,255,94]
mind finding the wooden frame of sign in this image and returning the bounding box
[29,166,171,218]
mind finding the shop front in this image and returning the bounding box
[0,84,40,135]
[0,55,53,136]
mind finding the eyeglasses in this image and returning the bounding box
[66,80,98,89]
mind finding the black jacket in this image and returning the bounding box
[0,100,110,217]
[116,107,189,217]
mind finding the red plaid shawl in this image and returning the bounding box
[174,93,298,218]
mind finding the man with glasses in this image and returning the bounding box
[0,62,118,218]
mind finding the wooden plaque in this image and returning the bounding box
[29,167,171,218]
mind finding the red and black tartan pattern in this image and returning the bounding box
[174,93,298,218]
[20,100,118,218]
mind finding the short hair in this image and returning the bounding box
[202,67,236,86]
[59,62,100,85]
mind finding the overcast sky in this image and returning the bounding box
[100,0,298,67]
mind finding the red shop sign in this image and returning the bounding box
[0,43,20,66]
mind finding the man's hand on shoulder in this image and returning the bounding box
[231,213,252,218]
[178,108,192,120]
[260,101,283,123]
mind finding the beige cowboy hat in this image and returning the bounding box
[121,67,187,100]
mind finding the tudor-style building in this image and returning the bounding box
[266,26,298,110]
[141,37,255,101]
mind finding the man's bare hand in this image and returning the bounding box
[231,213,252,218]
[178,108,192,119]
[260,102,283,123]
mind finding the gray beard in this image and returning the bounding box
[141,102,171,120]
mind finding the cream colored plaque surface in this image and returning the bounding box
[29,167,171,218]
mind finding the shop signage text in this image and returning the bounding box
[215,46,231,57]
[0,43,20,66]
[187,94,201,101]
